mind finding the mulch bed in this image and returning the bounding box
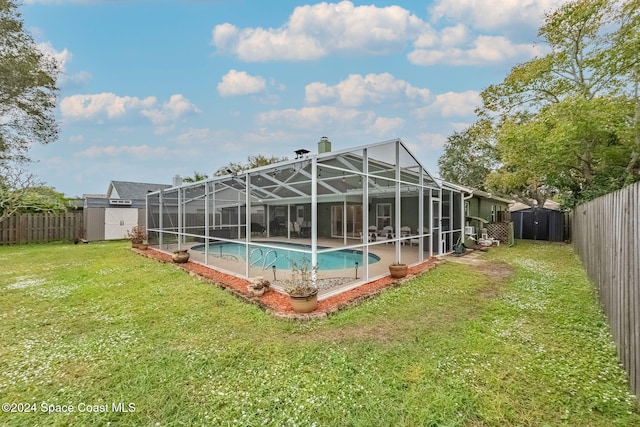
[135,248,442,321]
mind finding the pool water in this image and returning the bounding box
[191,241,380,270]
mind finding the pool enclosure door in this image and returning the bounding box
[331,204,363,239]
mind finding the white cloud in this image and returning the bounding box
[430,0,570,33]
[258,106,373,129]
[415,132,448,150]
[60,93,199,126]
[141,94,200,125]
[74,144,169,159]
[211,1,552,67]
[305,73,430,107]
[217,70,267,97]
[68,134,84,144]
[38,41,92,86]
[60,93,156,120]
[414,90,481,118]
[211,1,425,61]
[408,35,541,66]
[257,105,404,139]
[371,117,405,135]
[174,127,215,144]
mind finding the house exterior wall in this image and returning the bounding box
[464,196,510,246]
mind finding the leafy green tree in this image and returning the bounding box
[214,154,288,176]
[437,120,497,190]
[0,0,59,162]
[183,171,209,183]
[0,0,60,223]
[476,0,639,206]
[0,164,67,223]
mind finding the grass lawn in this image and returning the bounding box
[0,240,638,426]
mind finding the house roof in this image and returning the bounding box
[509,200,560,212]
[107,181,171,200]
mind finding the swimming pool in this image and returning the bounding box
[190,241,381,270]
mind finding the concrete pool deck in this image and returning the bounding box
[152,236,431,299]
[134,245,442,320]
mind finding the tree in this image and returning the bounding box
[0,163,67,223]
[475,0,640,206]
[485,114,559,207]
[214,154,288,176]
[183,171,209,183]
[0,0,61,223]
[0,0,59,162]
[437,120,498,190]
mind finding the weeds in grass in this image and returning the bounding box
[0,240,638,426]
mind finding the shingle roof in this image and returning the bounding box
[108,181,171,200]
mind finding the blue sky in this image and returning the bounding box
[21,0,568,197]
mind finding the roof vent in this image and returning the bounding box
[109,199,132,205]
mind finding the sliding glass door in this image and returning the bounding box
[331,204,363,238]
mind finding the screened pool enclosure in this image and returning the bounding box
[146,139,464,299]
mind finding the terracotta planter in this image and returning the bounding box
[172,250,190,263]
[389,264,408,279]
[138,243,149,250]
[289,288,318,313]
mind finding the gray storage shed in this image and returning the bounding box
[84,180,171,241]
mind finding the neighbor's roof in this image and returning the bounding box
[509,200,560,212]
[107,181,171,200]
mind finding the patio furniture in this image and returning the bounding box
[300,221,311,237]
[289,222,301,237]
[360,232,376,242]
[251,222,265,235]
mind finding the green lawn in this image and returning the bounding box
[0,240,638,426]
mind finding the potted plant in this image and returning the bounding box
[389,261,408,279]
[126,226,147,249]
[284,260,318,313]
[172,249,190,263]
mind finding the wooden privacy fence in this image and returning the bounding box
[573,182,640,400]
[0,212,84,245]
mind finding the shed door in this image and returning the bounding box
[104,208,138,240]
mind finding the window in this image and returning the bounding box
[491,205,496,223]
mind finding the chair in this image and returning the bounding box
[289,222,300,237]
[398,226,412,246]
[360,232,375,243]
[250,222,265,236]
